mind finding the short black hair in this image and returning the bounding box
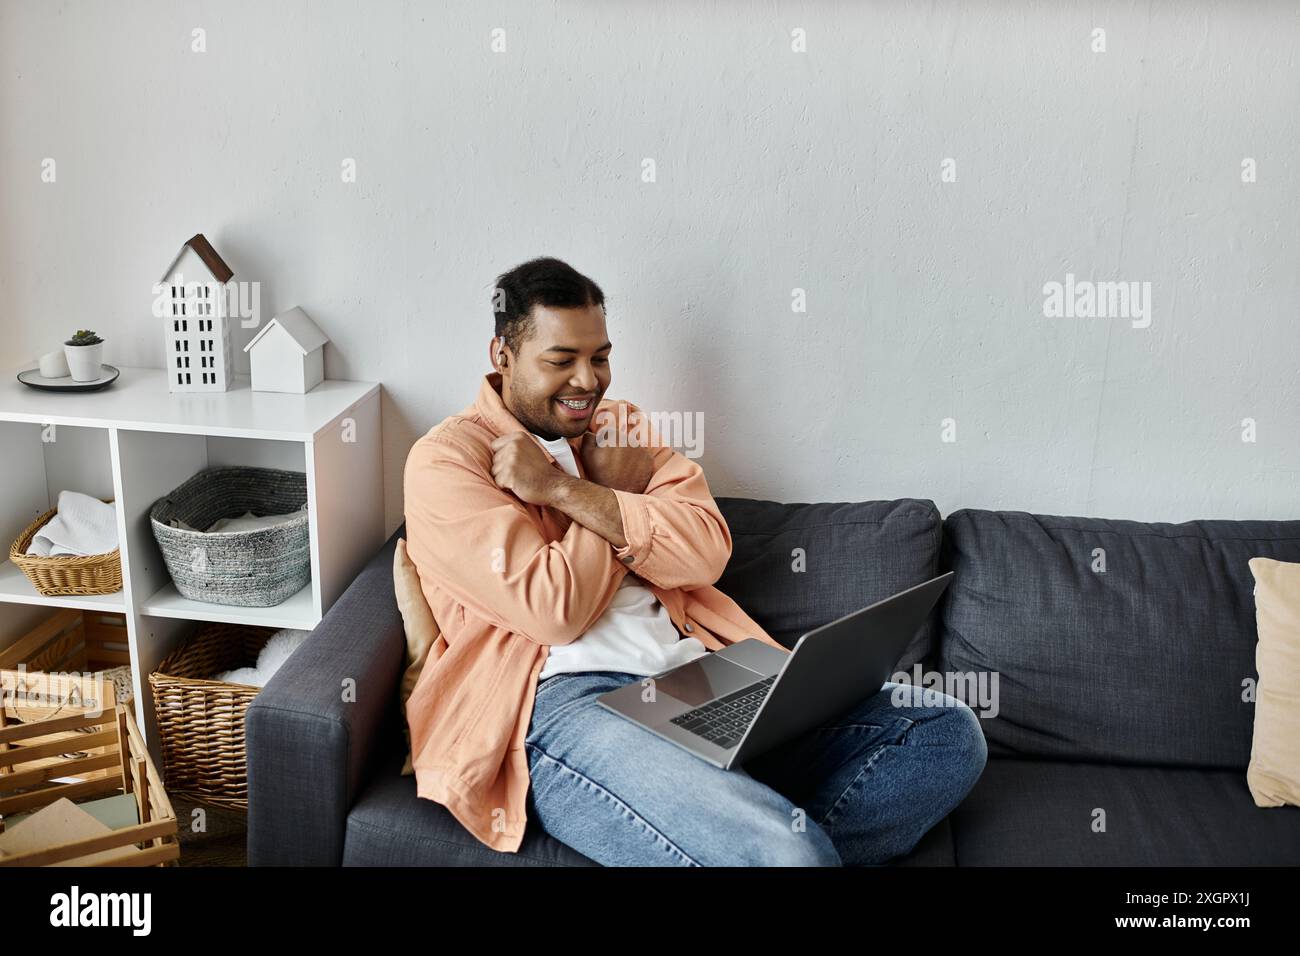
[492,257,605,356]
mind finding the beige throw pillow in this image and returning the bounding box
[394,537,439,776]
[1246,557,1300,808]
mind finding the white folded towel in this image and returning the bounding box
[25,490,119,557]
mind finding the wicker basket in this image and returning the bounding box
[149,466,310,607]
[148,621,280,811]
[8,499,122,596]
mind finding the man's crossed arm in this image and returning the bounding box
[403,401,735,647]
[489,429,654,550]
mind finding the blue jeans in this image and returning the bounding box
[525,670,988,866]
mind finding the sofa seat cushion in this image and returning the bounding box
[951,756,1300,865]
[342,749,598,867]
[716,497,943,669]
[343,743,956,866]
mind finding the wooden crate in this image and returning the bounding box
[0,609,131,783]
[0,670,178,866]
[0,608,131,675]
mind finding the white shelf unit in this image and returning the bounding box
[0,366,384,771]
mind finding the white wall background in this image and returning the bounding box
[2,1,1296,534]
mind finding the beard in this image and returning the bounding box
[506,379,600,441]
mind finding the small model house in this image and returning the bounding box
[160,233,235,393]
[244,306,329,394]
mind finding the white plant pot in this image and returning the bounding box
[64,342,104,382]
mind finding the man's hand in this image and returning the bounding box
[579,432,655,494]
[490,433,565,506]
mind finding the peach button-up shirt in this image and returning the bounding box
[402,371,788,853]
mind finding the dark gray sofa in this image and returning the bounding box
[247,498,1300,865]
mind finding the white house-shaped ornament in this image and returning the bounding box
[159,233,236,393]
[243,306,329,394]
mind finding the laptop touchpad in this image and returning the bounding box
[652,654,754,706]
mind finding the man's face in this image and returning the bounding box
[497,304,612,441]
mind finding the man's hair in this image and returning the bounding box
[492,257,605,356]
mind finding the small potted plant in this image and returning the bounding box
[63,329,105,382]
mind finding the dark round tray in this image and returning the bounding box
[18,364,121,392]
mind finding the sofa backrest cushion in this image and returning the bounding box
[938,509,1300,769]
[715,498,942,669]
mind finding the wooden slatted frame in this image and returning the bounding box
[0,668,178,866]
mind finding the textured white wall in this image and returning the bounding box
[2,1,1296,534]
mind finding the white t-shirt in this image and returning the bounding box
[531,432,710,682]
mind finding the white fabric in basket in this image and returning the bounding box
[25,490,119,557]
[168,503,306,534]
[215,627,312,686]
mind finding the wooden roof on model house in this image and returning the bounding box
[159,233,234,285]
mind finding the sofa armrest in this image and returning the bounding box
[247,525,407,866]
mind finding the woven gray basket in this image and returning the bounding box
[149,466,310,607]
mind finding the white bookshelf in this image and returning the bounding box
[0,366,384,770]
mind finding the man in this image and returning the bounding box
[402,256,987,865]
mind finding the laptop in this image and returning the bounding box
[596,572,954,770]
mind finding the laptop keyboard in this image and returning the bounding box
[668,676,776,749]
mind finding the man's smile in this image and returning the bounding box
[555,394,596,418]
